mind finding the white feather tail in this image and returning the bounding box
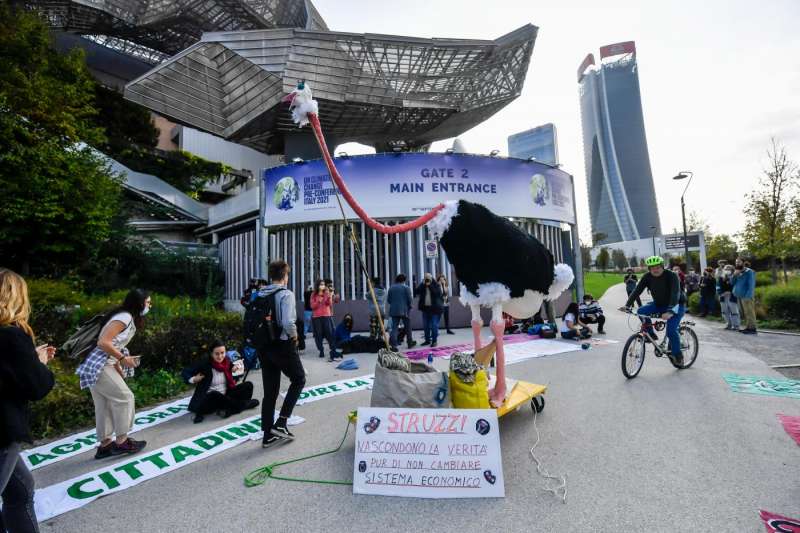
[546,263,574,301]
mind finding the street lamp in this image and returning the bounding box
[649,225,657,256]
[672,171,694,270]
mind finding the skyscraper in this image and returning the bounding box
[508,123,559,165]
[578,41,661,244]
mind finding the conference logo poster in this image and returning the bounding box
[262,153,575,227]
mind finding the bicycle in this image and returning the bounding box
[619,309,699,379]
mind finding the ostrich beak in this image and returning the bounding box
[474,338,496,366]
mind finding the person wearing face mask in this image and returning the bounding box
[76,289,150,459]
[578,293,606,334]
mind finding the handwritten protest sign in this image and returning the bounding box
[353,407,504,498]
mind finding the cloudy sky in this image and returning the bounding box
[319,0,800,242]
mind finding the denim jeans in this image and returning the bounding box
[638,302,684,356]
[0,442,39,533]
[422,310,441,343]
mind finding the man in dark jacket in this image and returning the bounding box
[386,274,416,351]
[415,273,444,347]
[622,255,685,366]
[698,268,718,317]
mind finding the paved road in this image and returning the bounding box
[36,284,799,532]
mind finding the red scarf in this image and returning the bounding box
[211,358,236,390]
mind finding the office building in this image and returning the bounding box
[508,123,559,165]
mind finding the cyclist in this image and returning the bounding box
[620,256,684,366]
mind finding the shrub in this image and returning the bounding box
[129,312,244,371]
[687,292,701,314]
[761,285,800,325]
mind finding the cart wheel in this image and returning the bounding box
[531,396,545,413]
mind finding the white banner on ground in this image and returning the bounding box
[23,395,304,471]
[353,407,504,498]
[22,397,191,471]
[284,374,375,405]
[33,412,303,522]
[504,339,582,366]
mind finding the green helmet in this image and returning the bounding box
[644,255,664,267]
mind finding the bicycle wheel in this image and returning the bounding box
[621,334,646,378]
[672,326,699,369]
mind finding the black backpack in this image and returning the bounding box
[244,289,286,351]
[60,314,107,360]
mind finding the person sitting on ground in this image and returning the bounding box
[182,340,259,424]
[560,302,592,340]
[334,313,354,353]
[578,293,606,334]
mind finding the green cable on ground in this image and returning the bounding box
[244,418,354,487]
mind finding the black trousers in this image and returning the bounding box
[442,306,452,331]
[195,382,254,416]
[0,443,38,533]
[312,316,337,357]
[260,340,306,431]
[582,314,606,332]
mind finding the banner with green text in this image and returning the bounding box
[34,416,266,521]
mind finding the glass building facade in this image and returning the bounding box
[578,43,661,244]
[507,123,559,165]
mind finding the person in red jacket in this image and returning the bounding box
[310,280,341,361]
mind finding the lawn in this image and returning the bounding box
[583,271,624,299]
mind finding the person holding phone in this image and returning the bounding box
[0,269,55,531]
[76,289,151,459]
[310,279,341,361]
[182,340,258,423]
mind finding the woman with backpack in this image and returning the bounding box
[76,289,150,459]
[0,268,56,530]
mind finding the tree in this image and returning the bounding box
[740,138,799,284]
[580,241,592,270]
[592,232,608,247]
[611,249,627,271]
[596,247,610,274]
[706,234,738,265]
[0,6,121,274]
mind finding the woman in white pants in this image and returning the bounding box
[717,265,740,330]
[76,289,150,459]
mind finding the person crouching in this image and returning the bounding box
[578,293,606,334]
[182,340,259,424]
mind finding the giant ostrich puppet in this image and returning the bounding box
[285,83,574,406]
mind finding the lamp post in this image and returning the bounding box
[649,225,657,256]
[672,171,694,270]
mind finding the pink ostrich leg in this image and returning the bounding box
[470,305,483,351]
[488,319,507,407]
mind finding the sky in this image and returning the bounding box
[317,0,800,243]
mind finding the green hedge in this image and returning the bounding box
[26,279,241,440]
[760,284,800,325]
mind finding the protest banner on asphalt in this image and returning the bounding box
[504,339,582,365]
[286,374,375,405]
[23,396,304,471]
[34,415,278,521]
[22,397,191,471]
[760,510,800,532]
[722,374,800,399]
[353,407,504,498]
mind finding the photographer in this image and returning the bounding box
[310,279,341,361]
[0,269,55,530]
[415,273,443,347]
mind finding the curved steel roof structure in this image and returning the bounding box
[124,25,537,153]
[26,0,328,63]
